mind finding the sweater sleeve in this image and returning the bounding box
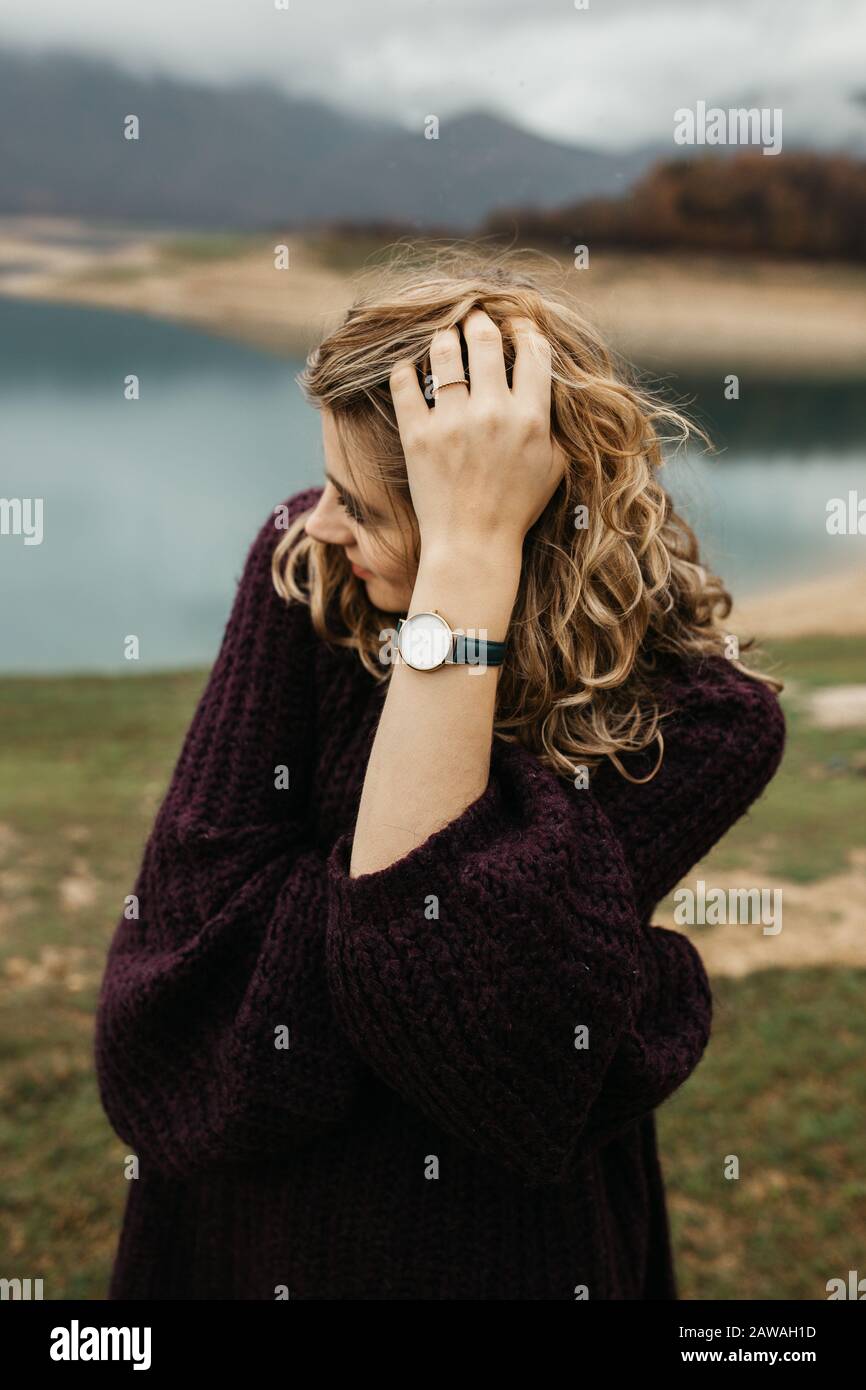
[94,489,368,1179]
[590,655,787,922]
[324,736,715,1188]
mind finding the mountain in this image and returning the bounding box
[0,48,662,230]
[1,48,861,232]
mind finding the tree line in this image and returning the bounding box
[482,152,866,261]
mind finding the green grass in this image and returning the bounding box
[763,634,866,687]
[68,265,153,285]
[0,669,206,1298]
[674,636,866,884]
[306,232,430,275]
[67,234,271,287]
[156,233,269,264]
[661,967,866,1300]
[0,636,863,1298]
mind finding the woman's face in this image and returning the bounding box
[303,409,417,615]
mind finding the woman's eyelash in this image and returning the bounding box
[337,491,365,523]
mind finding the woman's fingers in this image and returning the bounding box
[428,326,467,419]
[394,312,551,454]
[390,312,560,547]
[509,315,552,417]
[462,308,508,404]
[389,358,429,441]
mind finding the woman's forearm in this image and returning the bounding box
[349,539,522,877]
[349,310,565,877]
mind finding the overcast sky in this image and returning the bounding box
[2,0,864,149]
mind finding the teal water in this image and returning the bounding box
[1,298,863,674]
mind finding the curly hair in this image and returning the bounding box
[272,241,780,783]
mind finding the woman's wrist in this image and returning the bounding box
[420,530,523,576]
[409,537,522,643]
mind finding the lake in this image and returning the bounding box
[1,297,864,674]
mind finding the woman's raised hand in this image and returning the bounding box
[388,309,567,563]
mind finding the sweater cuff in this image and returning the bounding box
[632,923,712,1036]
[326,750,510,923]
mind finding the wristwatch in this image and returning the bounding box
[395,610,507,671]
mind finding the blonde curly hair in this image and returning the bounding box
[273,242,779,783]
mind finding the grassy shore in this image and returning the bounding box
[0,634,864,1298]
[2,218,866,377]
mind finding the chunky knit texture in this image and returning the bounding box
[95,486,786,1301]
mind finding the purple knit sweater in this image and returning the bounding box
[94,486,785,1301]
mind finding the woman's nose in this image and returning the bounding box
[304,488,354,545]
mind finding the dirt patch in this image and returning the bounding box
[807,685,866,728]
[657,850,866,977]
[0,228,351,357]
[58,857,100,911]
[62,824,92,844]
[0,822,22,860]
[2,945,93,995]
[730,568,866,640]
[743,1170,799,1200]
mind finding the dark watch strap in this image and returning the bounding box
[452,632,507,666]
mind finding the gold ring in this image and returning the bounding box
[432,377,468,394]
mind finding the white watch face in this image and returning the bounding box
[398,612,452,671]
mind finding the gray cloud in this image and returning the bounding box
[1,0,864,148]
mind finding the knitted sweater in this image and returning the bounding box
[94,486,786,1301]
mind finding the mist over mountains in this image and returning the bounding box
[0,47,788,231]
[2,47,863,232]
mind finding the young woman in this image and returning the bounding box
[95,249,785,1301]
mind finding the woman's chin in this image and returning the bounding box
[359,572,383,600]
[363,575,408,615]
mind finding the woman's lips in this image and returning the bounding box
[350,561,374,580]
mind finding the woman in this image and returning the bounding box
[95,248,785,1300]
